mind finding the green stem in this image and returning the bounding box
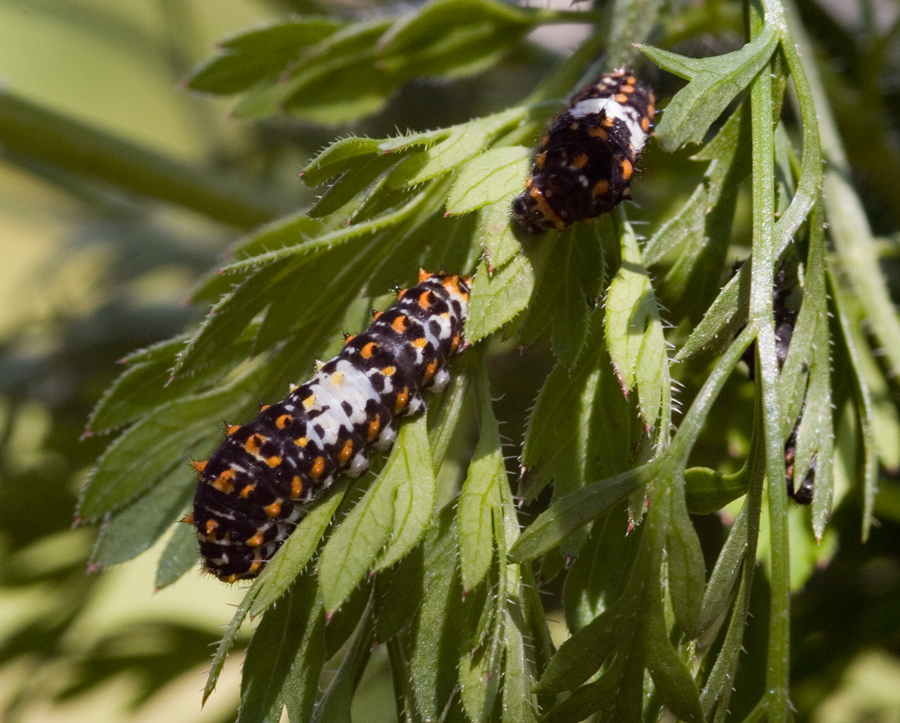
[0,91,292,229]
[748,3,791,719]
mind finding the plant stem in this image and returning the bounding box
[0,91,292,229]
[748,2,791,719]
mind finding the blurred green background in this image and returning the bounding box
[2,1,900,722]
[0,2,285,722]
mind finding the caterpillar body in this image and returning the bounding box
[512,69,655,234]
[189,271,472,582]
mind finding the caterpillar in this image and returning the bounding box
[188,271,472,582]
[512,68,655,234]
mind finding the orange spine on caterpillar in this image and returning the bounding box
[189,271,472,582]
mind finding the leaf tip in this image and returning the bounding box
[80,427,93,441]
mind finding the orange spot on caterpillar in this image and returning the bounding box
[392,316,408,333]
[291,476,304,498]
[225,423,240,436]
[276,414,292,429]
[310,457,325,479]
[423,359,439,382]
[394,387,409,413]
[191,459,208,473]
[266,501,282,517]
[244,434,265,454]
[266,455,282,468]
[361,342,377,359]
[367,415,381,441]
[240,483,256,499]
[247,531,265,547]
[338,439,354,465]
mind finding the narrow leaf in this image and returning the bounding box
[643,25,779,151]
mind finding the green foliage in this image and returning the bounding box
[5,0,900,722]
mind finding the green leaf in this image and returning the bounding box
[458,568,503,723]
[376,415,437,570]
[307,150,412,219]
[375,547,425,642]
[457,366,505,591]
[446,146,532,215]
[563,505,637,632]
[643,25,779,151]
[520,308,631,503]
[697,502,749,635]
[665,482,706,638]
[643,615,705,723]
[78,388,230,519]
[479,193,524,271]
[231,19,394,123]
[380,0,531,51]
[186,18,346,94]
[465,240,551,342]
[500,604,540,723]
[301,136,386,186]
[311,596,375,723]
[427,353,475,468]
[237,578,324,723]
[250,481,350,618]
[829,268,877,540]
[604,218,670,433]
[536,608,618,693]
[318,475,396,614]
[91,466,195,568]
[376,0,533,79]
[674,261,749,362]
[190,213,329,304]
[155,521,199,590]
[319,417,435,612]
[645,107,750,324]
[88,333,254,433]
[408,507,465,720]
[82,334,328,520]
[204,581,263,703]
[509,464,655,563]
[388,109,524,189]
[175,258,301,376]
[550,226,602,366]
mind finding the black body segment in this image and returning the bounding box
[190,271,471,582]
[512,68,656,234]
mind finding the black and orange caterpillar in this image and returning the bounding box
[187,271,472,582]
[512,69,656,234]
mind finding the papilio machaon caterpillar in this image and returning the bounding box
[187,271,472,582]
[512,68,656,234]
